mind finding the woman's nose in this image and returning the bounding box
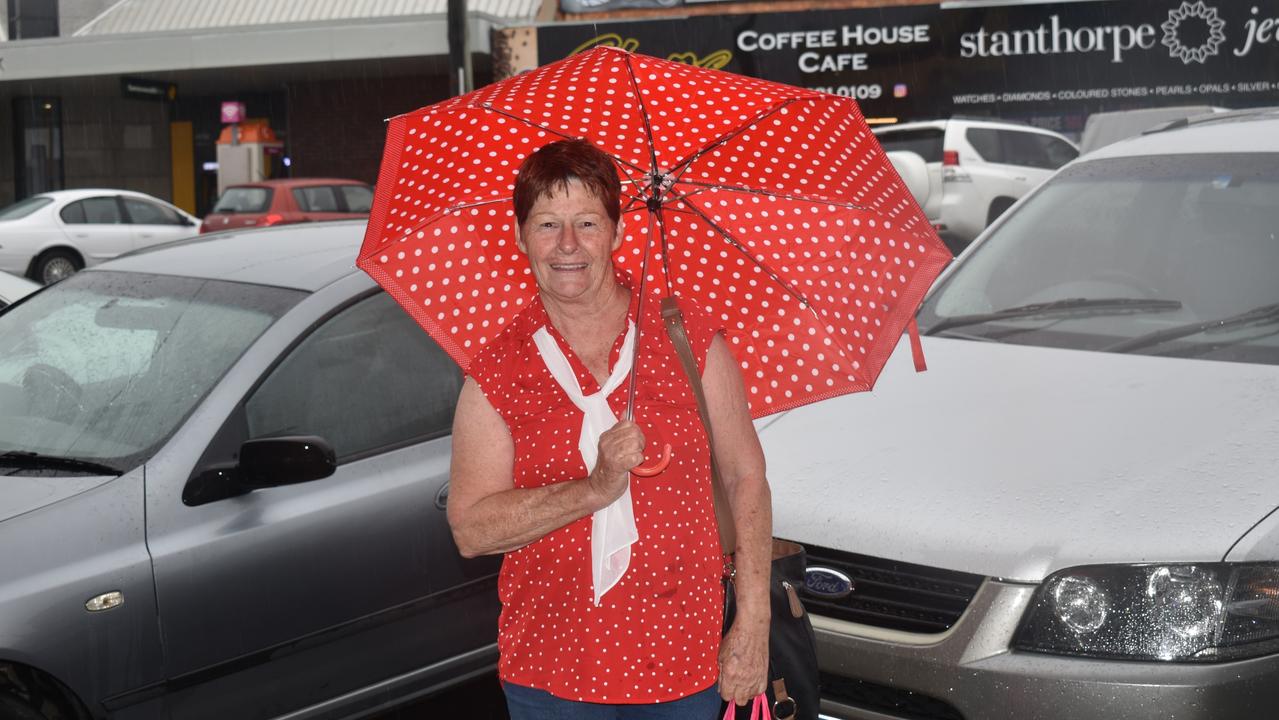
[556,227,580,253]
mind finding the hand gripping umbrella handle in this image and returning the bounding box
[631,443,673,477]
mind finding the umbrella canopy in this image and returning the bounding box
[358,46,951,418]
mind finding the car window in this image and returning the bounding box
[293,186,341,213]
[874,128,944,163]
[0,196,54,220]
[61,197,123,224]
[965,128,1003,163]
[246,292,462,461]
[339,185,374,213]
[211,187,272,214]
[919,153,1279,365]
[0,271,303,471]
[1036,135,1080,169]
[1000,131,1065,169]
[123,197,184,225]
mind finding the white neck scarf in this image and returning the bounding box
[532,321,639,606]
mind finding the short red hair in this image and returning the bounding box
[513,139,621,226]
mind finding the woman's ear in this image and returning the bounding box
[611,216,625,252]
[514,223,528,254]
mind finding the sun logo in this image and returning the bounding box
[1161,1,1226,64]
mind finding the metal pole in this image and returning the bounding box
[447,0,470,96]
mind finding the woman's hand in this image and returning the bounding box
[588,420,645,506]
[718,614,770,706]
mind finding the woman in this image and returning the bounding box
[448,138,772,719]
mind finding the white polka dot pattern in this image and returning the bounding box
[468,286,724,703]
[357,46,953,417]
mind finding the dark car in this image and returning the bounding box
[0,221,500,719]
[201,178,374,233]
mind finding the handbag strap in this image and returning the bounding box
[660,297,737,555]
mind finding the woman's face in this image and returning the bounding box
[517,179,622,305]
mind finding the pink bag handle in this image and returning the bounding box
[721,694,770,720]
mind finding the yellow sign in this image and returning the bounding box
[570,34,733,70]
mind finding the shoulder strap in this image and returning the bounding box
[660,297,737,554]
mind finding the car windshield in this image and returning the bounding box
[0,270,304,474]
[918,152,1279,365]
[211,187,271,213]
[0,196,54,220]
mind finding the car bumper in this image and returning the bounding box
[814,579,1279,719]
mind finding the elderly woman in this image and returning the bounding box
[448,138,772,719]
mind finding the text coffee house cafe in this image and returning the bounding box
[526,0,1279,137]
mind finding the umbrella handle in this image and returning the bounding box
[631,443,673,477]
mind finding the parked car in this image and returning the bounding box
[873,118,1078,252]
[202,178,374,233]
[767,107,1279,718]
[0,221,500,719]
[0,271,38,308]
[0,190,201,285]
[1078,105,1226,155]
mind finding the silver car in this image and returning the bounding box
[765,107,1279,719]
[0,221,499,719]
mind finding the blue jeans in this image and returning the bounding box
[503,682,722,720]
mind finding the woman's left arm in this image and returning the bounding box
[703,333,773,706]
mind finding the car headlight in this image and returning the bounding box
[1013,563,1279,662]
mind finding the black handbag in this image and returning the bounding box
[660,298,821,720]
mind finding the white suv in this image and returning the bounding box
[874,119,1078,252]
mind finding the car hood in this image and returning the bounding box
[761,337,1279,583]
[0,474,118,524]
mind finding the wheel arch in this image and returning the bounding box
[25,246,86,282]
[0,660,95,720]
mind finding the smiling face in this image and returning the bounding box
[516,178,624,307]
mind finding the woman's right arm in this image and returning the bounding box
[447,377,641,558]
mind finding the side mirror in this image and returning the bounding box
[182,435,336,506]
[239,435,336,489]
[885,150,932,207]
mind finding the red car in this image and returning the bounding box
[201,178,373,233]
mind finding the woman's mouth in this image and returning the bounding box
[550,263,588,271]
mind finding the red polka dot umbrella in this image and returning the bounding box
[358,46,952,419]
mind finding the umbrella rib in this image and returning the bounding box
[621,54,663,186]
[677,197,812,310]
[479,103,650,177]
[673,180,871,211]
[666,94,842,183]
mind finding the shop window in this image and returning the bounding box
[7,0,58,38]
[12,97,63,198]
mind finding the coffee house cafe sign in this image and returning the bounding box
[537,0,1279,123]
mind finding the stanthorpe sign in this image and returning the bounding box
[537,0,1279,130]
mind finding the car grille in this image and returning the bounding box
[821,672,966,720]
[800,544,985,633]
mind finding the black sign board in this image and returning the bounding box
[121,77,178,102]
[538,0,1279,133]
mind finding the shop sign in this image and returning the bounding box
[121,77,177,102]
[538,0,1279,127]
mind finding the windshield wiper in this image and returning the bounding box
[0,451,124,476]
[924,298,1183,336]
[1104,302,1279,353]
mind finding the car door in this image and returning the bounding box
[121,196,196,249]
[146,287,500,719]
[58,196,134,263]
